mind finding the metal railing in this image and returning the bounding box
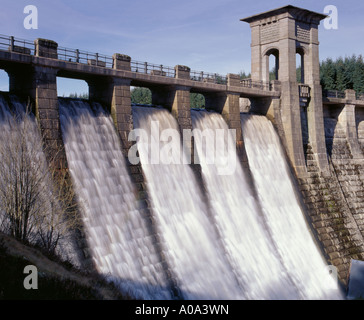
[57,46,113,68]
[131,60,175,77]
[323,90,346,99]
[0,34,277,91]
[0,34,34,55]
[240,78,271,91]
[356,92,364,101]
[190,70,227,85]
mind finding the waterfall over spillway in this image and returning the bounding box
[0,91,344,299]
[59,99,170,299]
[132,106,244,300]
[0,94,48,234]
[0,94,78,263]
[191,109,300,299]
[241,114,343,299]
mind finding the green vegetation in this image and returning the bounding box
[130,87,206,108]
[239,71,251,80]
[320,55,364,94]
[190,93,205,108]
[297,66,302,83]
[131,87,152,105]
[68,92,89,99]
[0,237,127,300]
[0,244,96,300]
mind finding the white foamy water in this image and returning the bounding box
[0,91,345,300]
[59,99,170,299]
[0,95,47,234]
[241,114,343,299]
[191,109,299,299]
[0,94,79,264]
[132,106,243,300]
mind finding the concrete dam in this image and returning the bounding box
[1,5,364,299]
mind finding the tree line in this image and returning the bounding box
[130,87,206,108]
[240,55,364,94]
[320,55,364,94]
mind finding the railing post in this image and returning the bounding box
[10,36,14,52]
[338,89,362,158]
[345,89,356,101]
[76,49,79,63]
[227,73,241,87]
[112,53,131,71]
[34,38,58,59]
[270,80,281,91]
[144,62,148,74]
[175,65,190,80]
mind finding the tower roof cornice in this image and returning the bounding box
[240,5,328,24]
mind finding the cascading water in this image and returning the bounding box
[132,106,244,300]
[191,109,300,299]
[0,90,344,300]
[241,114,343,299]
[59,99,170,299]
[0,94,46,235]
[0,94,77,263]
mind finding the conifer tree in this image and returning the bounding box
[335,57,349,92]
[320,58,336,90]
[353,55,364,94]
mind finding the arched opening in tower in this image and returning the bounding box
[266,49,279,81]
[296,48,305,84]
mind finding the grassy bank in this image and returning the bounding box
[0,233,129,300]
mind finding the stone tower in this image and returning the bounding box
[241,5,329,176]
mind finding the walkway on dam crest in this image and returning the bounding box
[0,35,279,99]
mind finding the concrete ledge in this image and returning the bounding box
[87,59,106,67]
[150,70,166,76]
[8,46,31,55]
[323,97,364,107]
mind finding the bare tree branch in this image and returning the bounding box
[0,100,80,255]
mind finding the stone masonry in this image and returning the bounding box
[298,143,364,284]
[241,6,364,285]
[241,5,329,176]
[3,4,364,289]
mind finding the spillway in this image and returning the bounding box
[59,99,170,299]
[0,94,77,262]
[241,113,343,299]
[132,106,243,300]
[0,91,343,299]
[191,109,300,299]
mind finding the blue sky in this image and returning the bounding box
[0,0,363,95]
